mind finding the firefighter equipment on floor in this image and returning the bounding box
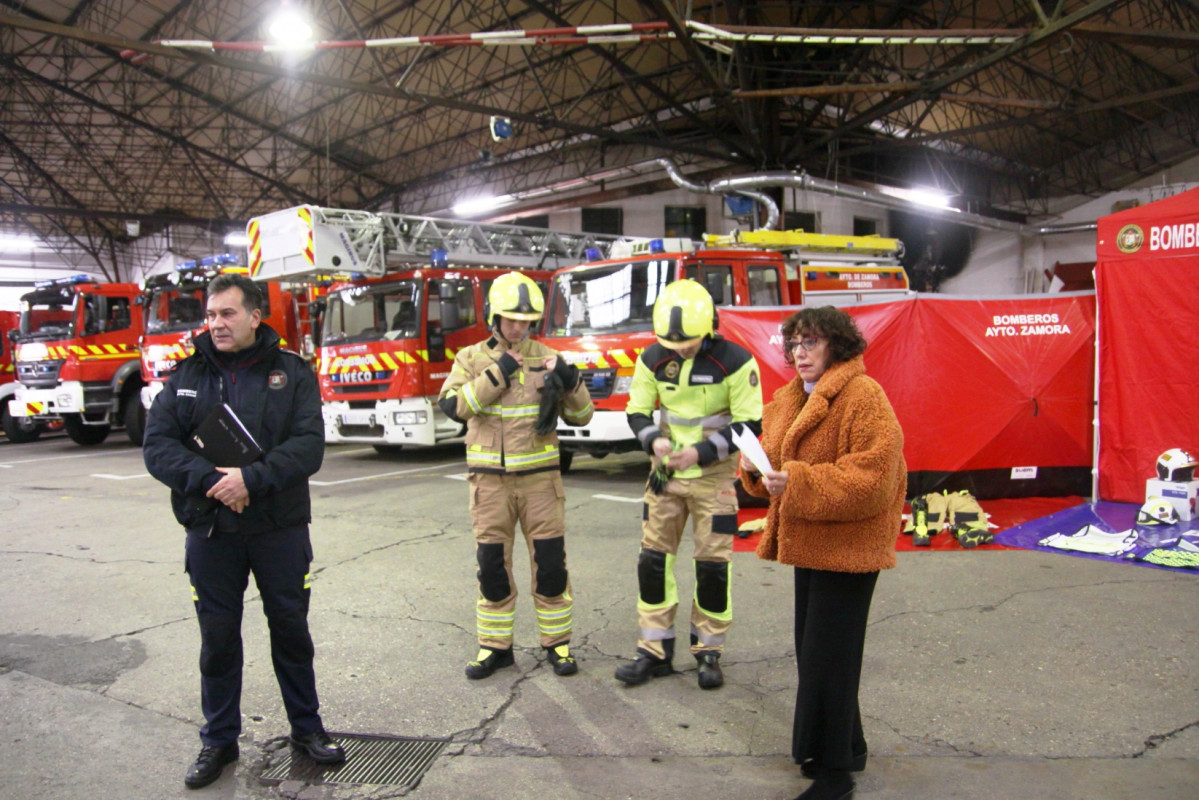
[904,490,993,548]
[1137,496,1181,526]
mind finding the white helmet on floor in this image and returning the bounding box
[1136,497,1180,526]
[1156,448,1197,482]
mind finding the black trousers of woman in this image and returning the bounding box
[792,567,879,774]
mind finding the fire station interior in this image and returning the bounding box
[1,4,1197,800]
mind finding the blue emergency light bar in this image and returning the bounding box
[34,273,91,288]
[584,248,603,262]
[648,239,665,254]
[430,249,448,268]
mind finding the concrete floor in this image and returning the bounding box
[0,434,1196,800]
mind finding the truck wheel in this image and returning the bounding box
[559,450,574,473]
[2,405,42,443]
[124,398,146,445]
[63,413,111,445]
[372,444,404,456]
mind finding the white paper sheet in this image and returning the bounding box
[731,427,773,475]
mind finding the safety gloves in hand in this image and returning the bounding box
[648,461,673,495]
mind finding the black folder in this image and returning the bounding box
[189,403,263,467]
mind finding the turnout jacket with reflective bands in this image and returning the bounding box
[626,336,763,480]
[437,334,593,474]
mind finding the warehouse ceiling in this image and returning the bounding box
[2,0,1199,277]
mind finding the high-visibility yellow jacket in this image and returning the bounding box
[626,337,763,480]
[438,334,593,474]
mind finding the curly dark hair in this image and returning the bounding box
[780,305,867,368]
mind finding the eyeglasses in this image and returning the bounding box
[787,337,823,353]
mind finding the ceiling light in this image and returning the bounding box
[267,2,314,47]
[452,195,514,217]
[908,189,951,209]
[224,231,250,247]
[0,233,39,252]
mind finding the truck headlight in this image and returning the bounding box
[393,411,428,426]
[57,393,73,407]
[613,374,634,395]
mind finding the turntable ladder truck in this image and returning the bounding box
[245,205,628,452]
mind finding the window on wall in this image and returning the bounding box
[664,206,706,242]
[582,207,623,235]
[853,217,879,237]
[784,210,818,233]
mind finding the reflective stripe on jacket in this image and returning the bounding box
[438,335,593,474]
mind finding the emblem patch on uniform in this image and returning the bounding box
[268,370,288,390]
[664,361,680,380]
[749,370,759,387]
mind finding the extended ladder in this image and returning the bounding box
[247,205,631,281]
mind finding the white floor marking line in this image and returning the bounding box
[310,462,461,486]
[90,473,154,480]
[593,493,641,503]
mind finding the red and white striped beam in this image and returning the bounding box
[120,20,1022,61]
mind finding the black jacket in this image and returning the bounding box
[143,324,324,534]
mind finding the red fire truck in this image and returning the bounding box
[2,308,52,442]
[137,255,314,444]
[7,275,146,445]
[245,205,626,452]
[542,230,910,467]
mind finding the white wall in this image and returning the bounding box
[942,153,1199,295]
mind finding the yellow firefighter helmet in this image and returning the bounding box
[653,279,715,349]
[487,272,544,325]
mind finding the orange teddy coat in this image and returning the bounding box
[742,355,906,573]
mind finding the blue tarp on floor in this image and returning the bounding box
[995,501,1199,573]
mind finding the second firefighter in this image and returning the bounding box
[438,272,594,679]
[616,279,763,690]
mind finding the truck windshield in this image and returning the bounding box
[544,259,675,336]
[145,286,206,334]
[17,287,77,340]
[322,279,421,345]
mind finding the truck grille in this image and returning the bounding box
[580,368,615,400]
[16,360,64,389]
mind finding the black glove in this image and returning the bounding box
[496,351,521,377]
[535,370,565,436]
[648,461,673,495]
[552,355,581,389]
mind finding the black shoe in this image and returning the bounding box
[794,776,855,800]
[800,751,867,779]
[465,646,515,680]
[614,652,673,685]
[545,643,578,676]
[184,743,238,789]
[289,729,346,765]
[696,651,723,689]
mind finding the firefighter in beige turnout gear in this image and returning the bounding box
[616,279,763,690]
[438,272,594,679]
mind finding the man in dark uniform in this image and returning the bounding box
[144,274,344,789]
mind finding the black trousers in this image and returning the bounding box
[792,567,879,772]
[185,524,322,747]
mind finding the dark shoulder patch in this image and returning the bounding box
[705,338,754,374]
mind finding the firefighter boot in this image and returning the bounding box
[465,646,515,680]
[545,643,578,676]
[614,642,674,686]
[696,651,723,690]
[909,496,931,546]
[954,524,994,549]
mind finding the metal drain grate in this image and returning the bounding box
[260,732,448,788]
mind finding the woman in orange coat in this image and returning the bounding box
[741,306,906,800]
